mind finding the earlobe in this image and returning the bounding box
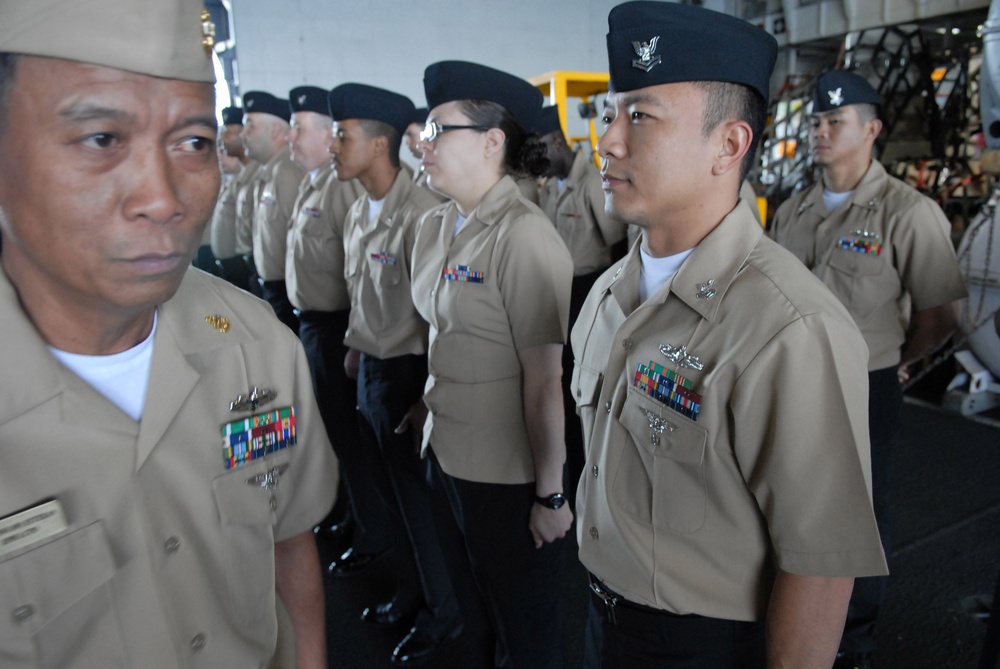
[484,127,505,160]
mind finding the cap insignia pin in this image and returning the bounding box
[631,36,661,72]
[200,8,216,57]
[297,94,307,105]
[205,315,230,333]
[696,279,717,300]
[659,343,705,371]
[230,386,278,413]
[828,87,844,107]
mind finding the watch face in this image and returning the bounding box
[547,493,566,509]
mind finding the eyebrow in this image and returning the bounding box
[59,103,217,134]
[604,92,664,111]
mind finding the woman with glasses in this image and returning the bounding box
[406,60,574,668]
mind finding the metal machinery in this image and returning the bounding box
[946,0,1000,416]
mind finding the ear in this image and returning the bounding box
[864,117,883,141]
[484,127,506,159]
[711,120,752,177]
[372,133,388,158]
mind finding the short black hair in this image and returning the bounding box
[0,53,19,137]
[695,80,766,183]
[358,118,402,170]
[458,99,549,179]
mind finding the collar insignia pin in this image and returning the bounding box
[205,315,230,333]
[696,279,717,300]
[200,8,216,57]
[659,343,705,371]
[230,386,278,413]
[631,36,662,72]
[828,87,844,106]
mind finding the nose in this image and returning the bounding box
[122,142,190,226]
[596,117,623,163]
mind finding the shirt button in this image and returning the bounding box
[621,339,633,349]
[589,527,599,540]
[592,465,599,478]
[604,401,611,413]
[576,388,582,398]
[270,497,278,511]
[191,633,207,651]
[13,605,34,623]
[164,537,180,553]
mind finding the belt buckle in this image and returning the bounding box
[589,576,619,625]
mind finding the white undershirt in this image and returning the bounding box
[367,196,385,225]
[639,245,693,303]
[556,177,567,194]
[48,312,157,422]
[308,167,323,185]
[823,188,853,214]
[452,213,468,238]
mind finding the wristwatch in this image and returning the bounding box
[534,492,567,510]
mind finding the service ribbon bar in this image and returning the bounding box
[443,265,485,283]
[221,405,297,469]
[837,235,882,256]
[371,252,397,265]
[633,361,701,421]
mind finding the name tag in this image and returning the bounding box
[0,500,69,557]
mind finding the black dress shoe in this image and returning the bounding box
[326,547,380,577]
[390,623,463,666]
[360,600,416,627]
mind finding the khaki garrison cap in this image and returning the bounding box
[0,0,217,83]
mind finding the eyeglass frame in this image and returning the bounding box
[418,121,492,143]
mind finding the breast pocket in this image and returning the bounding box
[826,247,895,321]
[212,456,285,627]
[0,522,127,669]
[615,390,707,533]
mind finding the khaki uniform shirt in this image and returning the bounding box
[343,170,439,358]
[285,166,364,313]
[770,160,967,370]
[571,201,887,621]
[234,161,262,257]
[0,269,337,668]
[411,176,572,484]
[515,175,540,206]
[252,146,305,281]
[539,152,625,276]
[209,173,239,259]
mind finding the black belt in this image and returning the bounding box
[297,309,349,324]
[588,573,695,626]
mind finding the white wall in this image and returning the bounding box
[229,0,735,106]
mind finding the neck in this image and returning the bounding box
[821,156,870,193]
[359,163,399,201]
[641,189,737,258]
[453,172,504,218]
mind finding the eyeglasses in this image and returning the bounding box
[418,121,491,143]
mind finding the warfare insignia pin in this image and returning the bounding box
[828,87,844,107]
[659,343,705,371]
[200,8,216,57]
[696,279,717,300]
[230,386,278,413]
[205,315,230,333]
[247,464,290,492]
[631,36,661,72]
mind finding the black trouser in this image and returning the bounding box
[299,311,389,554]
[564,268,606,507]
[586,587,765,669]
[260,279,299,334]
[840,366,903,654]
[358,353,460,633]
[215,254,254,294]
[429,453,566,669]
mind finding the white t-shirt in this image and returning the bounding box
[367,196,385,226]
[49,313,157,421]
[639,245,694,303]
[823,188,853,214]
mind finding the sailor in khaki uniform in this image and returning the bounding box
[211,105,259,292]
[572,4,887,668]
[410,61,573,669]
[328,83,460,667]
[769,70,966,668]
[242,91,305,332]
[0,2,337,668]
[235,157,264,297]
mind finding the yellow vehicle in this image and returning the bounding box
[529,71,609,166]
